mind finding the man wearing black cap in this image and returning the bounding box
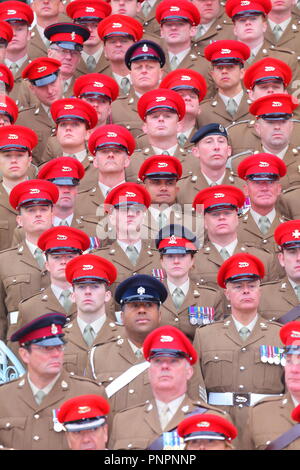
[0,312,106,450]
[111,39,165,137]
[177,123,243,206]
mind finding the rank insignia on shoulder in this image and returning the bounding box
[188,306,215,325]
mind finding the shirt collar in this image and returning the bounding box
[169,47,190,64]
[212,239,238,257]
[82,45,103,64]
[28,372,60,397]
[117,239,142,253]
[232,314,258,334]
[268,17,291,31]
[250,207,276,226]
[62,149,87,163]
[218,89,244,107]
[156,394,186,417]
[202,171,226,186]
[152,144,178,156]
[167,278,190,296]
[53,214,74,226]
[77,314,107,336]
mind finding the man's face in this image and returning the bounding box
[149,356,193,395]
[278,248,300,283]
[71,282,111,315]
[244,180,281,211]
[121,301,161,337]
[225,279,261,313]
[93,147,130,174]
[270,0,295,13]
[248,81,286,101]
[16,205,53,235]
[77,21,101,48]
[204,209,239,237]
[0,150,31,180]
[285,354,300,395]
[192,134,231,170]
[66,425,108,450]
[210,64,244,91]
[56,120,87,150]
[144,178,178,205]
[185,439,229,450]
[161,253,194,278]
[109,205,146,236]
[143,110,180,139]
[31,0,62,20]
[192,0,220,24]
[160,20,196,47]
[56,184,78,211]
[48,46,81,78]
[81,96,111,126]
[255,118,293,151]
[45,252,78,284]
[177,89,200,118]
[110,0,141,16]
[7,22,30,54]
[233,15,267,43]
[30,76,63,107]
[130,60,162,93]
[104,36,135,63]
[19,343,64,380]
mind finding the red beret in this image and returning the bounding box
[280,321,300,348]
[0,96,18,124]
[58,395,110,430]
[0,124,38,153]
[143,325,198,364]
[138,88,186,121]
[249,93,298,118]
[104,182,151,212]
[98,14,143,41]
[73,73,119,102]
[193,185,245,213]
[0,1,34,24]
[159,69,207,102]
[226,0,272,18]
[66,0,111,21]
[156,0,200,26]
[237,153,286,180]
[38,157,85,185]
[51,98,98,129]
[138,155,182,181]
[38,226,90,254]
[177,413,238,442]
[274,220,300,249]
[292,404,300,423]
[244,58,292,90]
[22,57,61,86]
[65,253,117,285]
[217,253,265,288]
[204,40,250,64]
[88,124,135,155]
[0,64,14,92]
[9,179,59,210]
[0,20,13,43]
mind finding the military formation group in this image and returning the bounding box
[1,0,300,452]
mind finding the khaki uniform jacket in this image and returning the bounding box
[76,183,106,219]
[259,277,300,322]
[0,370,105,450]
[0,243,50,341]
[191,10,235,54]
[109,395,229,450]
[136,1,161,36]
[278,184,300,219]
[63,317,122,377]
[158,278,226,341]
[75,53,111,77]
[28,26,48,61]
[111,91,144,138]
[237,210,288,253]
[197,92,252,129]
[0,183,18,252]
[193,316,285,449]
[8,61,31,107]
[264,15,300,56]
[248,393,299,450]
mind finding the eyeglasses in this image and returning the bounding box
[50,46,81,58]
[31,344,65,354]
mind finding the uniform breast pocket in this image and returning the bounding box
[3,274,31,306]
[0,417,26,449]
[252,351,284,393]
[48,417,68,450]
[63,354,78,375]
[201,350,234,389]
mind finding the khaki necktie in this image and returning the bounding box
[86,55,96,72]
[34,247,45,270]
[239,326,250,341]
[247,51,256,64]
[294,285,300,301]
[160,404,171,430]
[126,245,139,265]
[226,97,238,117]
[273,24,283,41]
[178,133,188,147]
[158,211,168,229]
[83,324,95,347]
[161,150,170,155]
[195,24,205,40]
[172,287,185,309]
[35,390,46,406]
[120,76,131,95]
[60,289,72,313]
[258,215,271,235]
[142,0,151,17]
[135,348,143,359]
[10,63,19,76]
[59,219,69,226]
[170,55,179,70]
[220,247,230,260]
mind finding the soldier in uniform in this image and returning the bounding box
[77,124,136,220]
[136,0,161,36]
[0,21,13,65]
[9,226,90,354]
[248,321,300,450]
[265,0,300,56]
[97,14,143,96]
[42,97,98,169]
[57,394,110,450]
[198,40,251,128]
[154,224,226,341]
[177,123,243,206]
[0,178,58,341]
[259,220,300,322]
[193,253,285,449]
[237,153,288,253]
[66,0,111,76]
[17,57,64,166]
[111,39,165,136]
[192,185,284,290]
[0,312,106,450]
[278,184,300,220]
[109,324,230,450]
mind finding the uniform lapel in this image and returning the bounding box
[18,243,44,272]
[0,184,17,214]
[117,338,138,366]
[144,400,164,435]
